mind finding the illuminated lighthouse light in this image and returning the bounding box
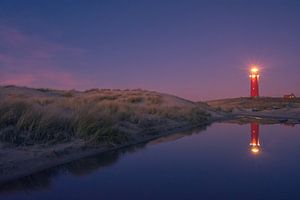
[251,68,259,73]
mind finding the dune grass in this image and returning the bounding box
[207,97,300,112]
[0,87,211,146]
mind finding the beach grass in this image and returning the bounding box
[0,86,211,146]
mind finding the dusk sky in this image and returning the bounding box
[0,0,299,100]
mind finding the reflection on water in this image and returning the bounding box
[0,126,209,194]
[250,123,260,154]
[1,122,300,200]
[0,144,145,194]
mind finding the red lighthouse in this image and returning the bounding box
[249,67,259,97]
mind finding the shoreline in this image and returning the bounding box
[0,122,211,185]
[0,86,215,184]
[1,111,300,185]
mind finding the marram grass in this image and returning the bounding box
[0,87,211,146]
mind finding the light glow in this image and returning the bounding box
[250,66,260,75]
[251,68,258,73]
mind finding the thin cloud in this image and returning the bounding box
[0,25,87,89]
[0,70,77,89]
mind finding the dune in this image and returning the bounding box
[0,85,213,183]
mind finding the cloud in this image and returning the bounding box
[0,73,35,86]
[0,25,87,89]
[0,70,77,89]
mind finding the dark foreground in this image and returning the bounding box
[1,86,300,187]
[1,122,300,200]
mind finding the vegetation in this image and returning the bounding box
[0,86,211,146]
[207,97,300,111]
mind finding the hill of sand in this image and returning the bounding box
[0,85,213,183]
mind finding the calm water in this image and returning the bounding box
[1,122,300,200]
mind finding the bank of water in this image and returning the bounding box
[1,122,300,200]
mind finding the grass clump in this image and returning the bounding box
[0,87,211,146]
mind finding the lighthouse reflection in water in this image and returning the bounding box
[250,123,260,154]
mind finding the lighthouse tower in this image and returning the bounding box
[249,67,259,97]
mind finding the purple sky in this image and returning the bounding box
[0,0,300,100]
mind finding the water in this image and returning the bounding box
[1,122,300,200]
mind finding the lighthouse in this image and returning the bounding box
[249,67,259,97]
[250,123,260,154]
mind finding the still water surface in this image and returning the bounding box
[1,122,300,200]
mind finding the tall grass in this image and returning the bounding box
[0,88,211,146]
